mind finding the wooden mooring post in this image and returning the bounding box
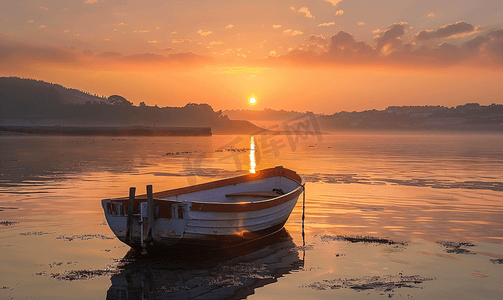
[146,185,155,243]
[126,187,135,243]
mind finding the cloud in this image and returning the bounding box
[269,50,277,56]
[413,21,476,40]
[171,31,177,34]
[284,35,328,58]
[39,25,47,29]
[298,6,315,19]
[330,31,356,49]
[284,29,304,36]
[103,38,111,41]
[27,20,34,23]
[118,22,127,26]
[357,22,365,26]
[225,24,234,29]
[167,52,215,64]
[428,12,435,18]
[0,38,79,71]
[318,22,336,27]
[209,41,224,45]
[374,22,408,53]
[84,0,99,4]
[0,35,216,72]
[308,34,328,45]
[63,30,71,33]
[290,6,296,11]
[147,40,158,44]
[461,35,490,53]
[172,39,191,43]
[157,47,175,52]
[277,23,503,67]
[98,52,122,58]
[133,30,150,33]
[335,10,344,16]
[273,25,282,29]
[40,7,49,10]
[324,0,343,6]
[197,30,212,36]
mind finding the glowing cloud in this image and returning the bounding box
[197,30,212,36]
[269,50,277,56]
[118,22,127,26]
[133,30,150,33]
[225,24,234,29]
[84,0,99,4]
[335,10,344,16]
[298,6,316,19]
[284,29,304,36]
[272,25,282,29]
[428,12,435,18]
[40,7,49,10]
[357,22,365,26]
[324,0,343,6]
[374,22,408,53]
[209,41,224,45]
[318,22,336,27]
[27,20,34,23]
[147,40,158,44]
[38,25,46,29]
[413,21,477,40]
[63,30,71,33]
[172,39,191,43]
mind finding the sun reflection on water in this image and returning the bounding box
[250,136,256,173]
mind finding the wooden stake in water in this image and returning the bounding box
[146,185,155,244]
[126,187,136,243]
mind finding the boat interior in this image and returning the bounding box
[159,176,300,204]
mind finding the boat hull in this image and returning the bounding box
[102,166,304,251]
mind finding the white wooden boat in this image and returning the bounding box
[102,166,304,251]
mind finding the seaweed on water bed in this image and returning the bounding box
[316,235,408,246]
[20,231,55,236]
[56,234,116,241]
[50,268,119,281]
[0,207,19,211]
[0,221,18,226]
[301,273,436,296]
[437,241,476,255]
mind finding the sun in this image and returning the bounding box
[249,97,256,105]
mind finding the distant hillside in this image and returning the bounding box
[222,108,317,121]
[0,77,109,105]
[0,77,264,134]
[317,103,503,132]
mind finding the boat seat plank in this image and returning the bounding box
[225,191,281,198]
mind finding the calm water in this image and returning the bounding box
[1,132,503,299]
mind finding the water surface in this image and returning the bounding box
[1,132,502,299]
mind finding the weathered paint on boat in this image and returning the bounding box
[102,166,304,251]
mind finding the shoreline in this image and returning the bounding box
[0,125,212,137]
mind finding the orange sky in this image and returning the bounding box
[1,0,502,113]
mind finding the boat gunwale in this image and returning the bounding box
[111,166,303,200]
[106,166,304,214]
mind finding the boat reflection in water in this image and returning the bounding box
[106,229,302,299]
